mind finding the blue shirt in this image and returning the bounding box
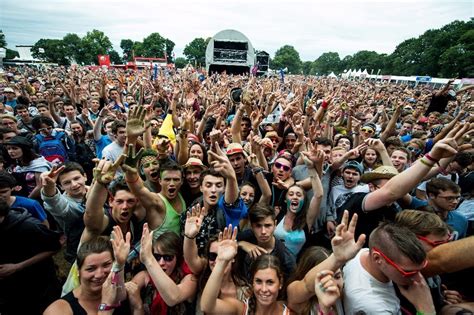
[446,210,468,240]
[95,134,112,159]
[12,196,47,222]
[217,195,248,229]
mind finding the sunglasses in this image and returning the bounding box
[372,247,427,277]
[208,252,218,262]
[361,128,374,134]
[153,253,175,262]
[417,233,452,247]
[274,161,291,172]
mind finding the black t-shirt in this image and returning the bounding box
[336,192,398,245]
[425,93,449,115]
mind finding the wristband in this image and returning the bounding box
[111,262,124,272]
[252,167,264,174]
[317,304,334,315]
[321,100,328,110]
[125,175,140,184]
[184,233,197,240]
[415,311,436,315]
[419,158,434,168]
[98,303,121,311]
[424,153,439,163]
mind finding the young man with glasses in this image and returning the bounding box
[343,222,435,314]
[426,177,468,240]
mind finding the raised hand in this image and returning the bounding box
[217,225,238,261]
[366,138,386,152]
[331,210,365,265]
[93,156,126,185]
[156,138,170,155]
[139,223,154,266]
[111,225,131,267]
[239,241,268,259]
[122,144,144,174]
[209,142,236,179]
[185,204,205,239]
[40,164,66,187]
[314,270,341,311]
[126,105,148,139]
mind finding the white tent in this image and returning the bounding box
[328,72,337,78]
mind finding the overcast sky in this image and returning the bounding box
[2,0,472,61]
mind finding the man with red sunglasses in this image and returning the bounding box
[343,222,435,315]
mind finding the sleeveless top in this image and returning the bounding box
[153,193,185,240]
[242,300,290,315]
[61,290,130,315]
[61,291,87,315]
[274,217,306,257]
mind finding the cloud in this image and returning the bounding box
[2,0,471,61]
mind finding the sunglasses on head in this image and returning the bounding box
[274,161,291,172]
[153,253,175,262]
[372,247,427,277]
[417,233,452,247]
[208,252,218,262]
[361,128,374,134]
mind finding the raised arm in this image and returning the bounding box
[287,211,365,312]
[367,138,393,167]
[301,149,325,228]
[231,106,244,144]
[84,158,123,237]
[201,227,241,315]
[364,126,469,212]
[380,105,402,143]
[209,143,239,204]
[139,223,197,306]
[183,205,207,274]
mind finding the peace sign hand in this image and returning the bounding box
[41,164,66,187]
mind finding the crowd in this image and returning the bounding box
[0,64,473,315]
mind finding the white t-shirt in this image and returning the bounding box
[102,142,124,163]
[329,184,369,217]
[343,249,401,315]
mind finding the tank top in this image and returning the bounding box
[61,291,87,315]
[153,193,185,239]
[274,217,306,257]
[242,300,290,315]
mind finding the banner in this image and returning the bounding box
[98,55,111,67]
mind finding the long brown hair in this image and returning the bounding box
[247,254,284,314]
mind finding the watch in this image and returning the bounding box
[98,303,120,311]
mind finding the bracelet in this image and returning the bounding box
[125,175,140,184]
[424,153,439,163]
[252,167,264,174]
[321,100,328,110]
[184,233,197,239]
[419,158,434,168]
[317,304,334,315]
[111,262,124,272]
[415,311,436,315]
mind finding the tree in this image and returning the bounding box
[81,29,113,65]
[0,30,19,60]
[31,39,69,64]
[62,33,83,64]
[183,37,209,66]
[120,39,134,61]
[109,50,122,65]
[165,38,175,63]
[141,32,167,58]
[174,57,187,69]
[272,45,302,74]
[312,52,341,75]
[302,61,313,75]
[0,30,6,48]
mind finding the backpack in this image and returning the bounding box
[36,131,75,165]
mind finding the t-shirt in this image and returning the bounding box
[426,93,449,115]
[446,210,468,240]
[328,184,369,220]
[337,192,399,246]
[12,196,47,222]
[101,141,124,164]
[95,134,113,159]
[343,249,401,314]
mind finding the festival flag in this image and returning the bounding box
[157,114,176,144]
[98,55,111,67]
[260,104,282,125]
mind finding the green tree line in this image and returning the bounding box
[2,19,472,77]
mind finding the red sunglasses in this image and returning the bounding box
[416,233,452,247]
[372,247,428,277]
